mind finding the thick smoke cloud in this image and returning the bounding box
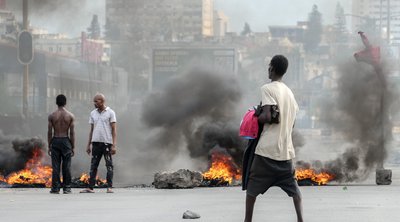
[0,131,46,176]
[301,61,399,182]
[141,70,244,168]
[7,0,103,36]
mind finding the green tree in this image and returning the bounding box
[333,2,347,42]
[87,14,101,39]
[241,22,252,36]
[304,5,323,52]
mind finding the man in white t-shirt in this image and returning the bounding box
[80,93,117,194]
[244,55,303,222]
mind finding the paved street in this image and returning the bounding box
[1,166,400,222]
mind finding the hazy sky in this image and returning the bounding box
[215,0,352,32]
[10,0,352,36]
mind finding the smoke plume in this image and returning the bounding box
[7,0,103,36]
[141,69,244,169]
[301,61,399,182]
[0,131,46,176]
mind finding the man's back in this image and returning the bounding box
[49,109,74,137]
[255,81,298,161]
[48,94,75,194]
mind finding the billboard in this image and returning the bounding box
[151,47,236,90]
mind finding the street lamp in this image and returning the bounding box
[22,0,29,118]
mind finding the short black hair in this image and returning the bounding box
[270,55,288,76]
[56,94,66,107]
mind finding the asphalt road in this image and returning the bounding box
[1,167,400,222]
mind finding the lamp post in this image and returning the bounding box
[22,0,29,118]
[386,0,391,44]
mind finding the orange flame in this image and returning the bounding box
[79,173,90,183]
[295,168,335,185]
[0,148,52,187]
[202,150,241,184]
[0,148,107,187]
[79,173,106,185]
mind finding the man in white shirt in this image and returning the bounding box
[244,55,303,222]
[80,93,117,193]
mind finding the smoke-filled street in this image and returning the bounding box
[2,0,400,222]
[1,167,400,222]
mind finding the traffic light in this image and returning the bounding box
[18,30,33,65]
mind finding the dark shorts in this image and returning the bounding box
[246,154,301,197]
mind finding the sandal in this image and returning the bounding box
[79,189,94,193]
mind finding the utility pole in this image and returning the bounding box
[380,0,383,38]
[22,0,29,118]
[387,0,391,44]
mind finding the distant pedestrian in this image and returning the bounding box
[48,94,75,194]
[80,93,117,193]
[244,55,303,222]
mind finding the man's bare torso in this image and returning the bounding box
[49,108,74,137]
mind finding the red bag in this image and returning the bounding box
[239,109,259,139]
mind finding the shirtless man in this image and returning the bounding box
[48,94,75,194]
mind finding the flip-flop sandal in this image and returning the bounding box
[80,189,94,193]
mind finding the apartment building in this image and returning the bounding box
[352,0,400,44]
[106,0,214,41]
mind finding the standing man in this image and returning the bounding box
[48,94,75,194]
[80,93,117,193]
[244,55,303,222]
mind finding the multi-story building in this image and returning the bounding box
[0,9,17,39]
[34,36,81,58]
[352,0,400,44]
[106,0,214,41]
[269,21,308,43]
[33,30,110,64]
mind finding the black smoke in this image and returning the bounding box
[141,69,244,168]
[7,0,103,36]
[0,131,46,176]
[300,61,399,183]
